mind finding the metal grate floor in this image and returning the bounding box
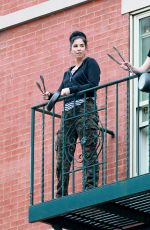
[49,191,150,230]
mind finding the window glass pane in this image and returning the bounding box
[140,17,150,36]
[141,37,150,62]
[139,16,150,102]
[139,16,150,63]
[142,106,149,122]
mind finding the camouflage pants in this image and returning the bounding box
[56,98,100,197]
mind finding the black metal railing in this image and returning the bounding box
[30,74,150,206]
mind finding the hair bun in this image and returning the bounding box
[69,31,87,42]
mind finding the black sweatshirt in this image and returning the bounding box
[58,57,101,103]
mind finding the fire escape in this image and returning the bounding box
[29,74,150,230]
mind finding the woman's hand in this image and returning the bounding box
[43,91,51,100]
[120,61,136,74]
[61,88,70,96]
[120,61,132,71]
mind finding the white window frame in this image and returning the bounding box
[130,9,150,177]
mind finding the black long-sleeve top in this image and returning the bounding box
[58,57,101,104]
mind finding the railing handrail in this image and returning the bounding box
[32,74,139,110]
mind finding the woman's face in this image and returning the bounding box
[71,38,86,61]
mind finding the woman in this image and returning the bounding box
[121,49,150,74]
[44,31,101,198]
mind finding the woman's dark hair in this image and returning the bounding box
[69,31,88,48]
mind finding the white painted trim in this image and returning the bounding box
[0,0,90,31]
[121,0,150,14]
[129,14,134,177]
[130,11,150,177]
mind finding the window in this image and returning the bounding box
[130,11,150,176]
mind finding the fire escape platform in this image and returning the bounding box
[29,173,150,229]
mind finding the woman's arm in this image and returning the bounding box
[128,56,150,74]
[121,51,150,74]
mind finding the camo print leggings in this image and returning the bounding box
[56,98,100,197]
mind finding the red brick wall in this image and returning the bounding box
[0,0,129,229]
[0,0,47,15]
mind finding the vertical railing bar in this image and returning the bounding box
[148,93,150,173]
[41,106,45,202]
[102,87,108,185]
[62,101,65,196]
[72,159,75,194]
[126,80,130,179]
[105,87,108,185]
[72,96,76,194]
[94,89,96,187]
[82,93,86,191]
[30,108,35,205]
[116,84,119,182]
[73,95,76,117]
[136,89,140,176]
[51,106,55,199]
[94,89,97,110]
